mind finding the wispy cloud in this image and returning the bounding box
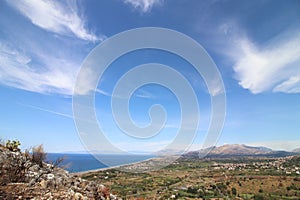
[123,0,163,13]
[0,43,77,95]
[231,30,300,94]
[0,0,105,95]
[18,103,73,119]
[95,88,111,97]
[6,0,103,42]
[95,87,157,99]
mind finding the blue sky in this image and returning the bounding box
[0,0,300,153]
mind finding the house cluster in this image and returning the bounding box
[212,156,300,175]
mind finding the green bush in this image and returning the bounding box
[5,140,21,152]
[231,187,237,195]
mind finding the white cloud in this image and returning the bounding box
[123,0,163,13]
[0,43,76,95]
[232,31,300,94]
[6,0,102,41]
[273,76,300,93]
[0,0,105,96]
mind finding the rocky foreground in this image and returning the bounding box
[0,144,120,200]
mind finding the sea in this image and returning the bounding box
[46,153,154,173]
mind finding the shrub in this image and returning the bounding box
[5,140,21,152]
[254,194,265,200]
[187,187,198,194]
[32,144,47,167]
[231,187,237,195]
[50,155,70,169]
[0,141,26,184]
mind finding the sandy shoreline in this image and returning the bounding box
[72,156,157,176]
[72,165,119,176]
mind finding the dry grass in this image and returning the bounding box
[32,145,47,167]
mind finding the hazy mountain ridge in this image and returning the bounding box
[184,144,300,158]
[293,148,300,153]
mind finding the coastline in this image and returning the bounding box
[73,155,181,175]
[72,156,157,176]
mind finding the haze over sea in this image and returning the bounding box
[46,153,154,173]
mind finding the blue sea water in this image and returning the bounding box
[46,153,154,173]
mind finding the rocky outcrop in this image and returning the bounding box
[0,145,119,200]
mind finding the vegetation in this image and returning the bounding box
[1,140,57,184]
[5,140,21,152]
[82,156,300,199]
[0,140,25,184]
[32,144,47,167]
[1,138,299,199]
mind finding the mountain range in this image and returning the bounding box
[183,144,300,158]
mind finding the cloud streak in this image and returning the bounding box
[231,31,300,94]
[18,103,73,119]
[123,0,163,13]
[6,0,103,42]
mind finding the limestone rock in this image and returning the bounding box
[0,144,120,200]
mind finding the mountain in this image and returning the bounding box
[293,148,300,153]
[184,144,296,158]
[209,144,272,155]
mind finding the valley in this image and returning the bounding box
[82,154,300,199]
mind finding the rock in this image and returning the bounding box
[28,178,36,187]
[74,192,84,200]
[29,164,40,172]
[47,173,55,180]
[0,143,120,199]
[68,189,75,196]
[110,194,117,200]
[45,192,53,199]
[40,179,47,189]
